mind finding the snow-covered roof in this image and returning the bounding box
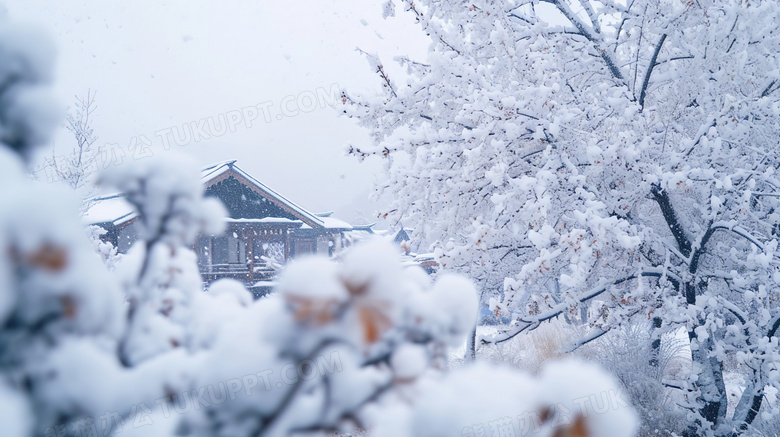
[200,159,238,180]
[350,223,375,233]
[83,194,137,227]
[300,217,353,231]
[86,160,355,232]
[320,216,353,230]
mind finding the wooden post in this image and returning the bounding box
[247,227,254,282]
[208,236,213,274]
[285,228,291,260]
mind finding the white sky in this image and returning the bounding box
[5,0,429,224]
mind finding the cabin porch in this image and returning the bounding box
[196,219,299,284]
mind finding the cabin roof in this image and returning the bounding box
[84,160,355,231]
[200,161,333,229]
[83,194,136,227]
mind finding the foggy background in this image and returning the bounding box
[5,0,429,226]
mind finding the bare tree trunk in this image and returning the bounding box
[731,369,764,436]
[683,331,727,437]
[653,186,728,435]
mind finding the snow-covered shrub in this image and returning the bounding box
[582,324,690,437]
[0,22,129,437]
[170,240,639,437]
[371,358,637,437]
[0,162,129,437]
[98,153,227,365]
[0,22,217,437]
[478,318,578,375]
[86,224,120,270]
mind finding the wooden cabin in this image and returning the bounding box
[85,160,373,284]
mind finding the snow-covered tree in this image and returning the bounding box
[37,90,123,267]
[44,90,102,199]
[344,1,780,435]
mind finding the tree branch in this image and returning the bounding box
[557,327,610,353]
[760,80,777,98]
[638,33,667,110]
[767,313,780,339]
[708,222,764,250]
[651,183,692,257]
[482,269,679,344]
[544,0,625,81]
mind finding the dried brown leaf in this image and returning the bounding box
[358,303,392,344]
[27,244,68,272]
[553,414,589,437]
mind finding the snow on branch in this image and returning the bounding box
[707,221,765,251]
[542,0,625,81]
[482,269,679,345]
[638,33,667,110]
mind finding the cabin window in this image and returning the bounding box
[212,236,228,264]
[211,234,246,264]
[294,240,315,255]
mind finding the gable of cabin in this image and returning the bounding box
[201,163,323,228]
[205,176,299,221]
